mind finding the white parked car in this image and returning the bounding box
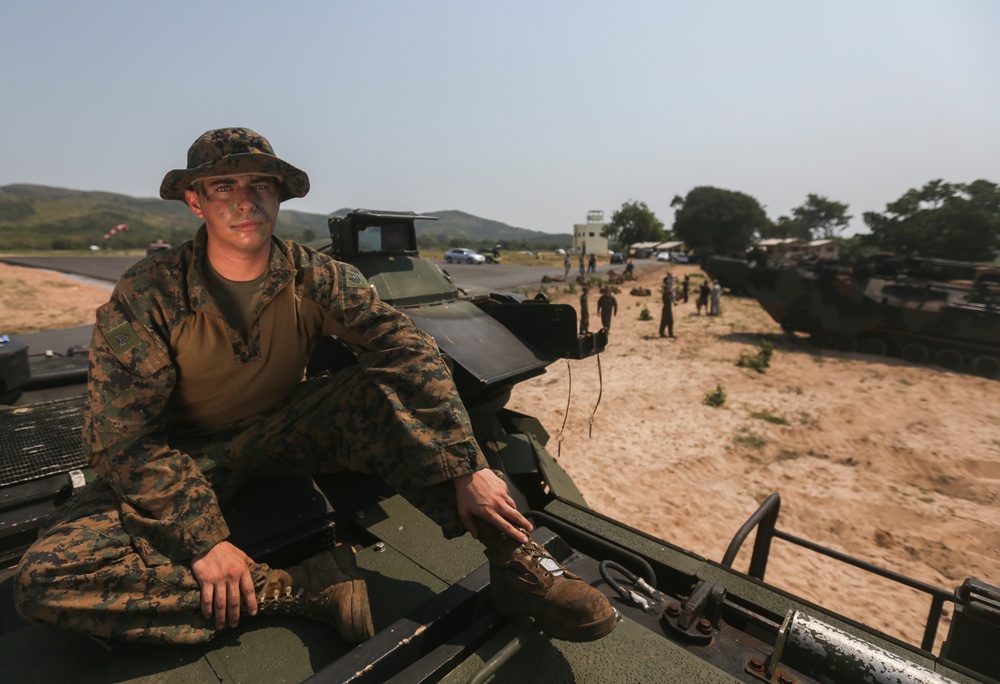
[671,252,690,263]
[444,248,486,264]
[655,251,672,262]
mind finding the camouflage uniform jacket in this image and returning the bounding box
[84,226,482,566]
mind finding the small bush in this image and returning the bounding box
[737,338,774,373]
[750,410,789,425]
[704,384,726,407]
[639,305,652,321]
[733,427,766,448]
[759,338,773,364]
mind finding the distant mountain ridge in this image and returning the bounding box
[0,184,570,250]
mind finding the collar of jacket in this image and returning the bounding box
[185,225,297,315]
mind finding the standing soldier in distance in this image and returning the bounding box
[597,286,618,331]
[710,279,722,315]
[659,276,676,338]
[697,279,711,315]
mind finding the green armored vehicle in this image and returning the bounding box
[705,254,1000,377]
[1,214,998,682]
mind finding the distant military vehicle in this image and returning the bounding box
[1,215,998,682]
[705,253,1000,378]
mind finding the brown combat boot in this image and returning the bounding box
[479,526,619,642]
[257,545,374,643]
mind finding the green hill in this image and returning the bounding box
[0,185,570,252]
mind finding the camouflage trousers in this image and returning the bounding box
[659,303,674,337]
[15,366,486,644]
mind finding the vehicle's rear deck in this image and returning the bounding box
[3,489,983,683]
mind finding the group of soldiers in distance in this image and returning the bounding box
[563,252,602,280]
[575,256,723,339]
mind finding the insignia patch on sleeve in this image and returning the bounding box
[344,269,368,289]
[103,321,142,355]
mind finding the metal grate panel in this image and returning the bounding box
[0,396,87,486]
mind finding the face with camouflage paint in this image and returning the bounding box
[184,174,280,276]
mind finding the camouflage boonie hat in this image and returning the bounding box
[159,127,310,202]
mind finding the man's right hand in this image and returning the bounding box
[191,541,257,630]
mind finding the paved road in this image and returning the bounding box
[0,255,140,284]
[5,254,635,356]
[433,260,623,290]
[1,255,624,291]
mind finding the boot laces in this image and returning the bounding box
[517,542,565,577]
[259,584,333,618]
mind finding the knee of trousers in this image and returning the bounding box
[13,544,60,623]
[11,514,134,624]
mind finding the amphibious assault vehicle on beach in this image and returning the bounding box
[705,254,1000,378]
[1,212,998,682]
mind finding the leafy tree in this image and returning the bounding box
[862,179,1000,261]
[761,215,806,240]
[602,200,666,251]
[791,194,851,240]
[671,186,769,257]
[762,195,850,241]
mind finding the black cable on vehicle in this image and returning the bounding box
[525,509,656,587]
[599,560,669,614]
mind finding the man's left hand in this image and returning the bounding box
[454,470,532,544]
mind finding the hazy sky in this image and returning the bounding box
[2,1,997,235]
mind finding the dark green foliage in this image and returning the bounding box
[602,200,666,251]
[750,410,789,425]
[0,186,570,252]
[0,199,35,222]
[862,179,1000,261]
[0,185,195,250]
[737,338,773,373]
[703,384,726,407]
[671,186,769,257]
[638,305,652,321]
[766,194,851,240]
[733,428,766,448]
[762,215,808,240]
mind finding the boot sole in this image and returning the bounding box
[496,605,621,643]
[537,607,620,642]
[342,578,375,643]
[332,546,375,643]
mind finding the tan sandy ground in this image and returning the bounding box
[0,263,113,334]
[506,262,999,650]
[2,261,998,650]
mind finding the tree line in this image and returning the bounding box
[601,179,1000,263]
